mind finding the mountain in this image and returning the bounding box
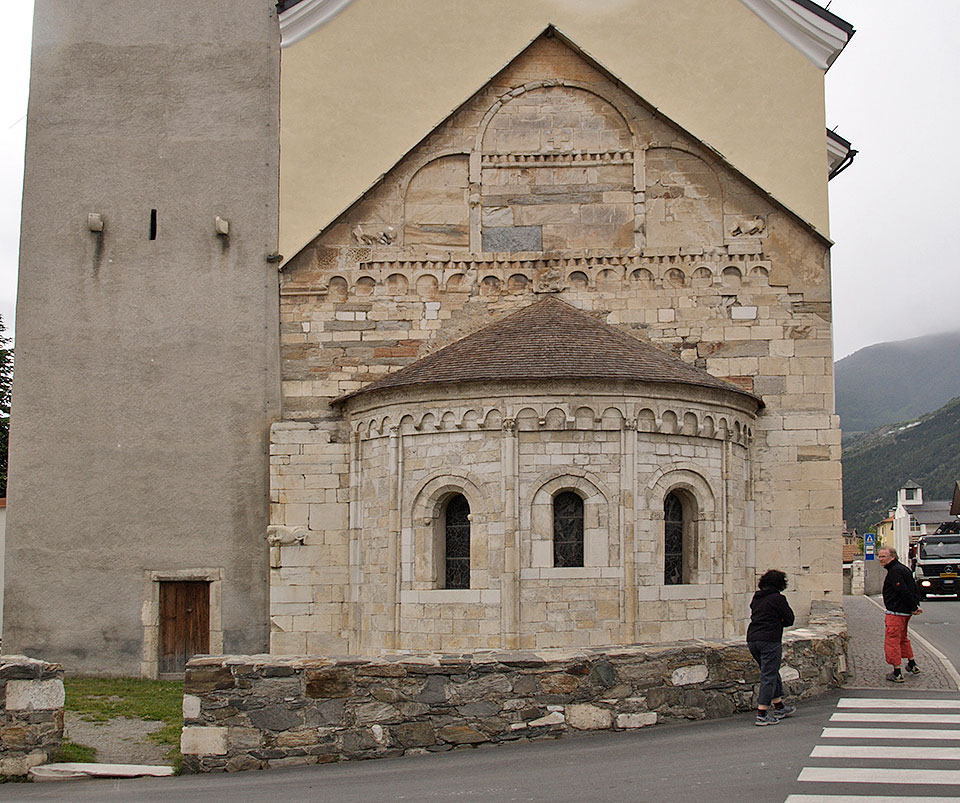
[842,396,960,534]
[835,330,960,437]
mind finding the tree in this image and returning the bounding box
[0,315,12,498]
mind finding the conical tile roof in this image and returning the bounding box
[337,297,760,404]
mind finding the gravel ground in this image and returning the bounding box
[64,713,170,766]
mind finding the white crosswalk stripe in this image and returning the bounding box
[832,712,960,724]
[785,695,960,803]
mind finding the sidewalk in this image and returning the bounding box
[842,594,958,690]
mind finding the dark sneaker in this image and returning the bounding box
[906,663,921,675]
[773,704,797,718]
[755,712,780,726]
[886,671,905,683]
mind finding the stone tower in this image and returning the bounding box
[4,1,281,675]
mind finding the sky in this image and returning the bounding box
[0,1,957,359]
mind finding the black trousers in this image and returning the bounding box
[748,640,783,707]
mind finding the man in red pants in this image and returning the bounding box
[878,546,923,683]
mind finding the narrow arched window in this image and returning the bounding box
[664,492,684,585]
[444,494,471,589]
[553,491,584,567]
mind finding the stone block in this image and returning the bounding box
[438,724,488,744]
[671,665,708,686]
[181,726,228,756]
[567,704,613,730]
[5,679,65,711]
[528,711,565,727]
[182,694,201,719]
[390,722,436,748]
[616,712,657,728]
[482,226,542,251]
[305,668,355,699]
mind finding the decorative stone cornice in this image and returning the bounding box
[481,151,634,168]
[738,0,853,71]
[280,1,852,70]
[279,0,359,47]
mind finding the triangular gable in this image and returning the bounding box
[278,0,844,257]
[282,29,828,275]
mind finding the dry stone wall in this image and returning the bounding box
[0,656,64,777]
[180,602,846,773]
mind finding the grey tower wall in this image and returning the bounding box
[4,2,281,674]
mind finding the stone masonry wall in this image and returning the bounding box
[0,656,64,777]
[270,384,757,654]
[180,603,846,773]
[276,34,843,636]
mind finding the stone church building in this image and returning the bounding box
[5,0,855,675]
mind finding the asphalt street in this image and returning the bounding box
[1,694,845,803]
[910,595,960,677]
[3,596,959,802]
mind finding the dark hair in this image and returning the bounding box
[758,569,787,591]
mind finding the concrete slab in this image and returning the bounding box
[29,763,174,782]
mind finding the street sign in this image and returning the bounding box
[864,532,875,560]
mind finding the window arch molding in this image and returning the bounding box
[645,467,717,587]
[528,471,617,573]
[409,472,488,589]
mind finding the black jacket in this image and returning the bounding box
[746,586,795,643]
[882,558,921,614]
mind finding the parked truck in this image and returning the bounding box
[914,524,960,599]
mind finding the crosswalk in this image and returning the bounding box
[785,695,960,803]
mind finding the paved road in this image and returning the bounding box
[911,595,960,679]
[0,695,842,803]
[6,596,959,801]
[10,689,960,802]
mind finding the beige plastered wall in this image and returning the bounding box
[279,0,829,259]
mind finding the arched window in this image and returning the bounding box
[444,494,471,589]
[553,491,584,568]
[664,492,685,585]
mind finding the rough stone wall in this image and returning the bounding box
[0,656,64,777]
[180,603,846,773]
[273,33,842,648]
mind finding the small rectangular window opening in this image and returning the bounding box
[149,209,158,240]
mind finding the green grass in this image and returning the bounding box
[55,740,97,763]
[63,677,184,768]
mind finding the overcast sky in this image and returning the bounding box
[0,1,956,359]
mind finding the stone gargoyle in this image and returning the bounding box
[266,525,307,547]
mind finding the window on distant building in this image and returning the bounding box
[910,516,921,533]
[905,488,916,501]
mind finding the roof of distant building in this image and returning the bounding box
[336,297,763,406]
[910,500,959,526]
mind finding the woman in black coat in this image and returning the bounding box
[746,569,796,725]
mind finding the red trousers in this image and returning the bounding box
[884,613,915,666]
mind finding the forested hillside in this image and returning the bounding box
[842,396,960,533]
[836,330,960,437]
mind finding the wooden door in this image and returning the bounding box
[158,581,210,675]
